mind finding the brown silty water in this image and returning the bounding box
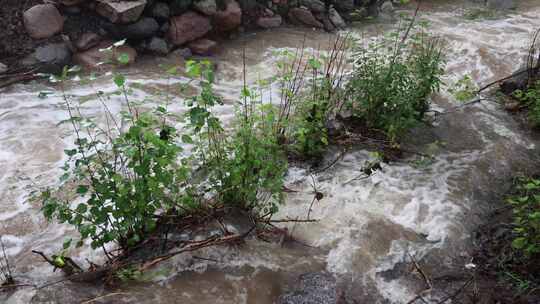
[1,1,540,303]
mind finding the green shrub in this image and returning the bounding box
[507,176,540,257]
[513,80,540,127]
[347,20,445,142]
[40,67,193,250]
[40,59,289,252]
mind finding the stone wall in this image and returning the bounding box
[4,0,394,73]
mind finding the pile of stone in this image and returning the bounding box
[15,0,390,72]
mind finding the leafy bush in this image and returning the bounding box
[513,80,540,127]
[40,59,289,253]
[507,176,540,257]
[347,20,445,142]
[41,67,193,250]
[272,37,349,160]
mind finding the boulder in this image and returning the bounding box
[279,273,346,304]
[169,0,193,15]
[167,12,212,46]
[188,39,217,55]
[288,7,324,28]
[151,2,170,20]
[0,63,8,74]
[22,43,72,73]
[334,0,354,13]
[104,17,159,40]
[214,0,242,32]
[95,0,147,24]
[486,0,516,10]
[73,41,137,68]
[256,15,282,29]
[193,0,218,15]
[75,33,102,51]
[300,0,326,13]
[23,4,64,39]
[146,37,170,55]
[329,8,346,29]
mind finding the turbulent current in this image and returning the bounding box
[2,0,540,303]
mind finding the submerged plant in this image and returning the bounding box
[347,17,445,142]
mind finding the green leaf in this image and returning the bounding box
[114,73,126,87]
[512,237,527,249]
[63,238,72,250]
[181,134,194,144]
[76,185,89,195]
[117,53,131,65]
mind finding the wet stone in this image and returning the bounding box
[279,273,346,304]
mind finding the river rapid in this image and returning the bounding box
[2,1,540,303]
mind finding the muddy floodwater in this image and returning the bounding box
[2,1,540,303]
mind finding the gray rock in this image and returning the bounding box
[329,8,346,29]
[105,17,159,40]
[0,63,7,74]
[146,37,170,55]
[279,273,346,304]
[23,43,72,73]
[160,22,170,33]
[300,0,326,13]
[193,0,218,15]
[380,1,394,14]
[167,11,212,46]
[171,47,192,58]
[151,2,170,20]
[288,7,324,28]
[486,0,516,10]
[95,0,147,24]
[23,4,64,39]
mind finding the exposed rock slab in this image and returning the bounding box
[256,15,282,29]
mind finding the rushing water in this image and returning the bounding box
[2,1,540,303]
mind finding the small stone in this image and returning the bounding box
[188,38,217,55]
[146,37,170,55]
[61,0,84,6]
[0,63,8,74]
[95,0,147,24]
[504,101,521,112]
[75,33,102,51]
[256,15,282,29]
[23,4,64,39]
[193,0,218,16]
[171,47,192,58]
[167,11,212,46]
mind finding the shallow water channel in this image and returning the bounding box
[2,1,540,303]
